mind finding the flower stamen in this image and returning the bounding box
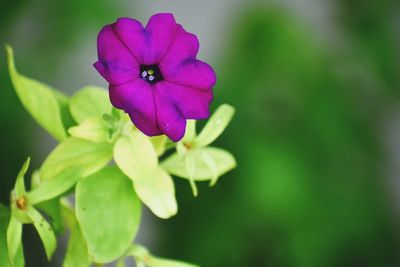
[140,64,163,84]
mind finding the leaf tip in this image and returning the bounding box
[5,43,12,54]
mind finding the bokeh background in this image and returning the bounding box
[1,0,400,266]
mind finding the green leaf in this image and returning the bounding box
[162,147,236,182]
[36,199,64,234]
[69,86,111,124]
[15,157,30,197]
[6,216,22,265]
[150,135,168,156]
[182,120,196,144]
[76,167,141,263]
[40,138,113,181]
[31,170,41,189]
[26,207,56,260]
[184,154,198,196]
[6,45,68,141]
[52,89,76,132]
[129,245,199,267]
[0,205,24,267]
[68,117,109,142]
[194,104,235,148]
[134,168,178,219]
[114,130,177,218]
[27,168,81,205]
[61,200,91,267]
[114,130,158,182]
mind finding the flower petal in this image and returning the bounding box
[162,59,217,90]
[108,84,125,109]
[144,13,178,64]
[113,18,147,63]
[160,24,199,68]
[159,81,212,119]
[96,25,139,85]
[113,14,178,65]
[154,82,187,142]
[110,80,161,136]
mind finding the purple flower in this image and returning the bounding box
[94,13,216,142]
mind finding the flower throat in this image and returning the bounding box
[140,64,163,84]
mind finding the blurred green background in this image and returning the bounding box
[1,0,400,266]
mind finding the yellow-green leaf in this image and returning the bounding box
[162,147,236,182]
[68,117,109,142]
[6,45,68,141]
[194,104,235,148]
[114,130,158,182]
[133,168,178,219]
[26,207,56,260]
[69,86,111,124]
[40,138,113,181]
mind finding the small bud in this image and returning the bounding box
[16,196,27,210]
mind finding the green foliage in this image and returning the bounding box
[134,168,177,219]
[40,137,113,181]
[6,46,70,141]
[68,117,110,142]
[76,167,141,263]
[6,215,22,264]
[4,45,235,266]
[7,158,57,260]
[162,147,236,183]
[61,200,91,267]
[0,205,24,267]
[161,105,236,194]
[194,104,235,148]
[114,129,159,181]
[114,129,178,218]
[26,207,57,260]
[69,86,111,123]
[27,168,81,204]
[14,157,29,197]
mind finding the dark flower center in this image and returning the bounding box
[140,64,163,84]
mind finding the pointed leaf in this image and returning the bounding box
[40,138,113,181]
[76,167,141,263]
[182,120,196,143]
[26,207,56,260]
[51,90,76,131]
[194,104,235,147]
[6,45,68,141]
[162,147,236,181]
[6,216,22,264]
[36,199,64,234]
[0,205,24,267]
[15,157,30,197]
[134,168,178,219]
[68,117,109,142]
[69,86,111,123]
[27,168,81,205]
